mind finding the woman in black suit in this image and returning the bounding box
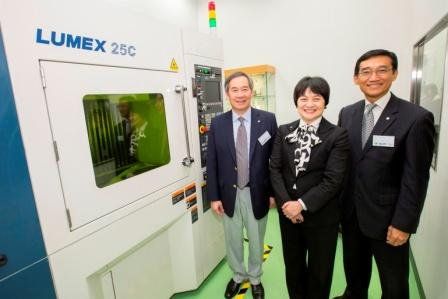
[270,76,350,299]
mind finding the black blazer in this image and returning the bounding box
[270,117,350,227]
[206,108,278,219]
[338,94,435,239]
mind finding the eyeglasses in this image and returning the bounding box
[357,67,393,78]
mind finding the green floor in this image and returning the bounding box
[173,209,421,298]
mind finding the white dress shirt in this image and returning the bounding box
[364,92,391,126]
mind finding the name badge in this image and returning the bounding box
[372,135,395,147]
[258,131,271,146]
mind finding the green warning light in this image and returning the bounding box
[209,18,217,28]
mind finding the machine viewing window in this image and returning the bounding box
[83,93,170,188]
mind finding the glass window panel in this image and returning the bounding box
[417,27,448,169]
[83,93,170,188]
[419,27,447,126]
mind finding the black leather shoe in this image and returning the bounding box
[224,279,241,298]
[251,283,264,299]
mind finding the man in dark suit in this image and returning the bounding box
[335,49,435,299]
[207,71,277,299]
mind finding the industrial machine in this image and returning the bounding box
[0,1,225,298]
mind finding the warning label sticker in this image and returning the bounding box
[170,58,179,72]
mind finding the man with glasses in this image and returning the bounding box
[335,49,435,299]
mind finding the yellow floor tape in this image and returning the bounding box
[234,240,273,299]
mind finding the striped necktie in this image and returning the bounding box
[362,103,376,148]
[236,117,249,188]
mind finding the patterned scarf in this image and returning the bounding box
[285,122,321,177]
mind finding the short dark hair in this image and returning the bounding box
[354,49,398,75]
[293,76,330,107]
[224,71,253,92]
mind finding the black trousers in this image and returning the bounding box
[279,214,338,299]
[341,212,409,299]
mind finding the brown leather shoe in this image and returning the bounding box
[224,279,241,298]
[251,283,264,299]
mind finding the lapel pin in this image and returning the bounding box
[257,119,261,123]
[386,117,390,120]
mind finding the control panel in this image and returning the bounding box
[193,64,224,171]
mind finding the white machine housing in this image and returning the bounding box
[0,1,225,298]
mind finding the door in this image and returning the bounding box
[41,61,189,229]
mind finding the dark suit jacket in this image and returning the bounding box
[270,117,350,227]
[338,93,435,240]
[206,108,277,219]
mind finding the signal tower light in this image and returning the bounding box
[208,1,217,28]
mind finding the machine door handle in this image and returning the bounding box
[0,254,7,267]
[175,85,195,167]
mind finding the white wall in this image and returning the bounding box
[410,2,448,299]
[99,0,199,30]
[197,0,413,124]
